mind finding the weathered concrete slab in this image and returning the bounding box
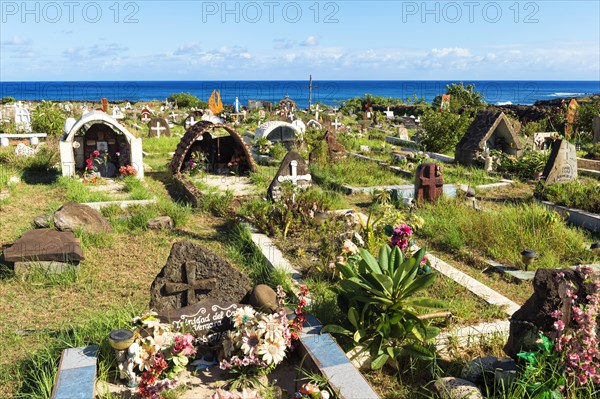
[540,200,600,233]
[51,345,98,399]
[81,199,157,211]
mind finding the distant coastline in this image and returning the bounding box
[1,80,599,108]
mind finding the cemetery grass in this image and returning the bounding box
[0,173,256,397]
[311,157,410,188]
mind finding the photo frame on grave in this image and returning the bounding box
[97,141,108,152]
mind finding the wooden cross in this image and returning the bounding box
[164,262,216,306]
[278,160,311,185]
[151,121,166,138]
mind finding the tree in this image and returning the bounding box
[419,108,473,153]
[432,82,486,113]
[31,101,66,136]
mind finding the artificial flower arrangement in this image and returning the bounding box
[83,149,101,183]
[186,151,207,176]
[128,311,197,399]
[119,164,137,176]
[254,137,273,156]
[218,285,309,389]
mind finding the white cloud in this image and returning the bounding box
[300,35,319,47]
[173,42,203,56]
[1,36,31,46]
[429,47,471,58]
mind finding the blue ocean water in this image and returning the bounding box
[1,80,598,108]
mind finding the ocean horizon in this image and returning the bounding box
[1,80,599,108]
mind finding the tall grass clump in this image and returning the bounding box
[55,176,111,203]
[225,222,274,286]
[122,176,152,200]
[416,198,594,269]
[14,306,140,398]
[311,157,408,187]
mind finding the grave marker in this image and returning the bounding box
[267,151,312,201]
[149,241,252,312]
[542,139,577,184]
[147,117,170,138]
[415,163,444,202]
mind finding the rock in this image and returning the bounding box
[434,377,483,399]
[542,139,577,184]
[149,241,252,312]
[8,176,20,184]
[248,284,278,312]
[147,216,173,230]
[460,356,499,384]
[14,143,37,157]
[33,215,52,228]
[53,202,112,234]
[3,228,84,263]
[504,267,599,359]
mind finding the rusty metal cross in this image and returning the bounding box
[417,163,444,202]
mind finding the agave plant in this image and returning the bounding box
[322,245,444,370]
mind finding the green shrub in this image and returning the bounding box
[31,101,66,136]
[167,92,207,109]
[270,142,287,161]
[494,149,549,180]
[535,178,600,214]
[419,108,473,153]
[322,246,443,370]
[0,96,15,105]
[585,143,600,160]
[431,82,486,112]
[575,102,600,135]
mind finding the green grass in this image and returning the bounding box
[122,176,152,200]
[13,306,140,399]
[440,164,501,186]
[415,197,596,270]
[142,136,181,154]
[55,176,112,203]
[535,178,600,214]
[311,157,408,188]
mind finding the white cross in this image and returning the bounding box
[185,116,197,129]
[169,111,178,120]
[314,104,320,121]
[278,160,312,185]
[141,113,151,122]
[151,121,167,138]
[332,118,342,130]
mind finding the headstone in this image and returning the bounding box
[415,163,444,202]
[3,228,84,263]
[504,267,600,359]
[112,107,124,119]
[184,111,203,129]
[140,107,152,123]
[101,98,109,112]
[147,117,170,138]
[593,115,600,144]
[53,202,113,234]
[149,241,252,312]
[124,102,132,110]
[542,139,577,184]
[309,130,346,164]
[157,299,242,344]
[267,151,312,202]
[384,107,394,120]
[291,119,306,134]
[398,125,409,141]
[14,103,32,132]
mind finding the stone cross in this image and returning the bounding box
[332,118,342,130]
[415,163,444,202]
[164,262,217,307]
[277,160,312,185]
[151,121,167,138]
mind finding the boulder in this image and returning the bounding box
[147,216,173,230]
[33,215,52,228]
[504,267,599,359]
[248,284,278,312]
[434,377,483,399]
[3,228,84,263]
[53,202,112,234]
[149,241,252,312]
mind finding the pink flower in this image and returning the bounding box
[171,334,196,356]
[553,320,565,332]
[92,150,100,157]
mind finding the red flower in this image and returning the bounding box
[92,150,100,157]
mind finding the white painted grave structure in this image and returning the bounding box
[60,111,144,178]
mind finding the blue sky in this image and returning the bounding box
[1,0,599,80]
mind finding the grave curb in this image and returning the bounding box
[243,223,380,399]
[540,200,600,233]
[81,198,157,211]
